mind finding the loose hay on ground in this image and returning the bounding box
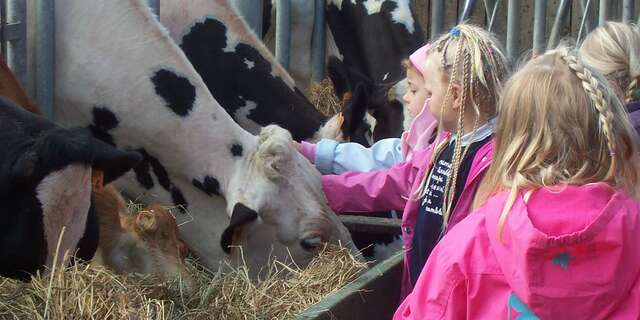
[0,246,367,320]
[309,79,342,117]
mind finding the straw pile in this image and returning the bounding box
[0,246,367,320]
[309,79,342,117]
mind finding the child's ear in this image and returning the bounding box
[450,83,463,110]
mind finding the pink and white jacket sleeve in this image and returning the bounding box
[321,148,432,213]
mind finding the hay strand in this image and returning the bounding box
[309,79,342,117]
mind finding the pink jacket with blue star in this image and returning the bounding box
[394,183,640,319]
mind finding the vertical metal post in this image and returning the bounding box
[622,0,634,23]
[506,0,520,63]
[311,0,325,83]
[430,0,444,40]
[147,0,159,16]
[599,0,609,26]
[547,0,571,50]
[577,0,593,45]
[232,0,263,36]
[7,0,28,89]
[459,0,478,23]
[275,0,291,70]
[533,0,547,55]
[35,0,54,118]
[579,0,594,32]
[486,0,501,32]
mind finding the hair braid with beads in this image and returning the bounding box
[412,24,510,229]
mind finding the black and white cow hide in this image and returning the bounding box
[0,98,141,280]
[53,0,357,273]
[326,0,424,90]
[160,0,327,143]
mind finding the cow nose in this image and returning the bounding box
[300,236,323,251]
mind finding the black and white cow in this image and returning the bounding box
[0,98,141,280]
[265,0,423,139]
[53,0,357,273]
[160,0,328,143]
[326,0,424,90]
[326,0,425,259]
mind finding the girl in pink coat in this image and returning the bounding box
[395,48,640,319]
[321,24,511,298]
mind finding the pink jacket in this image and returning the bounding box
[322,137,494,297]
[394,183,640,319]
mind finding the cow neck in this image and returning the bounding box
[159,0,325,141]
[55,0,256,204]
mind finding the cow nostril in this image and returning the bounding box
[300,237,323,251]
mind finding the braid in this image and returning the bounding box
[560,51,617,178]
[626,78,638,103]
[442,49,473,226]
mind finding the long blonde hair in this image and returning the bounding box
[579,22,640,103]
[413,24,510,228]
[477,48,640,240]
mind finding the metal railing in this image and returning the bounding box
[2,0,637,119]
[422,0,639,63]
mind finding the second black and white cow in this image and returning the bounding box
[160,0,327,143]
[0,98,141,280]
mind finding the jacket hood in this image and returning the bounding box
[484,183,640,319]
[400,98,437,160]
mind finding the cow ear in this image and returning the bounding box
[257,125,294,180]
[11,127,94,185]
[341,83,370,139]
[136,210,158,233]
[9,149,39,186]
[91,138,142,184]
[327,57,352,101]
[220,203,259,254]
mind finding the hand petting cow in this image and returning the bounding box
[53,0,357,275]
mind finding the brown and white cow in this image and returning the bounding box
[53,0,357,273]
[0,97,142,280]
[0,57,193,282]
[93,185,193,287]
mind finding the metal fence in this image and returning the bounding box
[1,0,638,118]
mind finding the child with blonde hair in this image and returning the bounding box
[580,22,639,103]
[297,43,437,174]
[320,24,510,297]
[395,48,640,319]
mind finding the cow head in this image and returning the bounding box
[222,125,357,275]
[325,57,406,144]
[127,204,194,287]
[0,99,141,280]
[315,83,377,145]
[93,186,193,288]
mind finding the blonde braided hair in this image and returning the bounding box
[580,22,640,103]
[476,48,640,241]
[561,50,618,172]
[626,78,638,103]
[413,24,510,228]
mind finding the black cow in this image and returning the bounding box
[0,98,141,280]
[324,0,423,259]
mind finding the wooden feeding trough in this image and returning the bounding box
[298,216,404,320]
